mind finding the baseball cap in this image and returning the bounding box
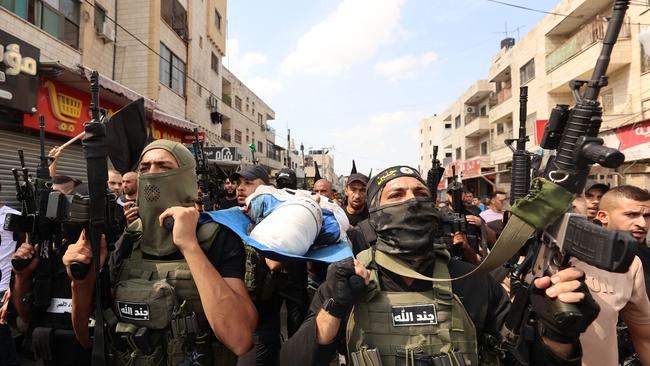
[276,168,297,189]
[347,173,369,186]
[230,165,270,184]
[584,179,609,194]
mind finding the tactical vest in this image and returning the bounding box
[108,222,237,366]
[346,249,480,366]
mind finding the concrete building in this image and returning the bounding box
[419,0,650,197]
[304,148,336,186]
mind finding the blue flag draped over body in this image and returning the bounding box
[200,208,354,263]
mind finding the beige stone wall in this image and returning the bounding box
[113,0,152,97]
[0,8,81,68]
[426,0,650,188]
[79,0,116,76]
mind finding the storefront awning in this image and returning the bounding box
[151,109,198,131]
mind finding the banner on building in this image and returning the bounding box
[0,29,39,113]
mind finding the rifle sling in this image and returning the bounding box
[372,215,534,281]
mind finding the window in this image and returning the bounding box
[428,126,431,131]
[258,113,263,125]
[420,142,423,148]
[215,9,222,32]
[520,58,535,85]
[94,5,106,34]
[454,115,461,129]
[235,96,242,111]
[161,0,188,40]
[246,135,249,143]
[429,140,432,146]
[159,43,185,96]
[211,52,219,73]
[444,123,452,129]
[480,105,487,117]
[258,141,263,154]
[9,0,81,48]
[496,122,504,135]
[420,129,423,134]
[642,43,650,73]
[480,141,488,155]
[234,129,242,144]
[445,152,452,158]
[455,147,462,159]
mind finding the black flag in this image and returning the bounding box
[351,160,357,174]
[314,161,322,181]
[105,98,147,174]
[368,169,373,179]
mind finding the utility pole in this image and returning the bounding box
[287,128,291,168]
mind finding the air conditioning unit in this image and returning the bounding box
[207,95,218,109]
[98,21,115,42]
[465,106,475,114]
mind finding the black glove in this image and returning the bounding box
[530,276,600,343]
[323,258,365,318]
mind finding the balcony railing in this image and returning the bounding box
[490,128,513,150]
[495,87,512,105]
[465,146,480,158]
[221,132,231,142]
[546,17,630,73]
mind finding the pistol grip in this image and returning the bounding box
[12,256,34,271]
[550,297,583,326]
[70,261,91,280]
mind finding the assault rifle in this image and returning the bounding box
[505,86,533,205]
[191,128,218,211]
[501,2,638,363]
[5,116,58,282]
[426,145,445,196]
[443,165,467,260]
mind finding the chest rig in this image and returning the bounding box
[346,249,479,366]
[108,221,237,366]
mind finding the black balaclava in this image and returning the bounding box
[367,166,439,272]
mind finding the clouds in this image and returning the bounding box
[328,110,421,174]
[280,0,406,77]
[374,51,437,81]
[225,39,284,98]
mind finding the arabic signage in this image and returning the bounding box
[148,121,183,142]
[204,146,239,162]
[601,119,650,161]
[23,78,119,137]
[0,29,39,113]
[463,158,481,179]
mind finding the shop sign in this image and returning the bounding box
[183,132,205,144]
[148,122,183,143]
[463,158,481,179]
[601,120,650,161]
[0,29,39,113]
[204,147,238,162]
[534,120,548,146]
[24,78,119,137]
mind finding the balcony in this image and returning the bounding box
[489,129,513,164]
[546,17,630,74]
[466,145,480,159]
[222,94,232,107]
[221,132,231,142]
[495,87,512,105]
[464,115,489,138]
[463,80,493,105]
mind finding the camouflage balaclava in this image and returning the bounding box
[136,139,197,256]
[367,166,438,272]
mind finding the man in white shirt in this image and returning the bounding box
[0,184,20,366]
[479,190,508,223]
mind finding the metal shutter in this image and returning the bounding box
[0,128,88,210]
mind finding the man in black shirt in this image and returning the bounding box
[61,140,257,363]
[218,177,239,210]
[344,173,369,226]
[280,165,598,366]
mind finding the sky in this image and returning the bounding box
[224,0,561,176]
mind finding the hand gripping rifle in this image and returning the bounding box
[501,2,638,363]
[445,165,467,260]
[426,145,445,195]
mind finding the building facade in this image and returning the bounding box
[419,0,650,197]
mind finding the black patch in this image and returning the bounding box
[117,301,150,321]
[391,304,437,327]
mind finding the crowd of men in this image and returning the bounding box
[0,138,648,366]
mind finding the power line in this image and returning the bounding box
[80,0,280,143]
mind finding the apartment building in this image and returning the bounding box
[419,0,650,196]
[304,149,336,186]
